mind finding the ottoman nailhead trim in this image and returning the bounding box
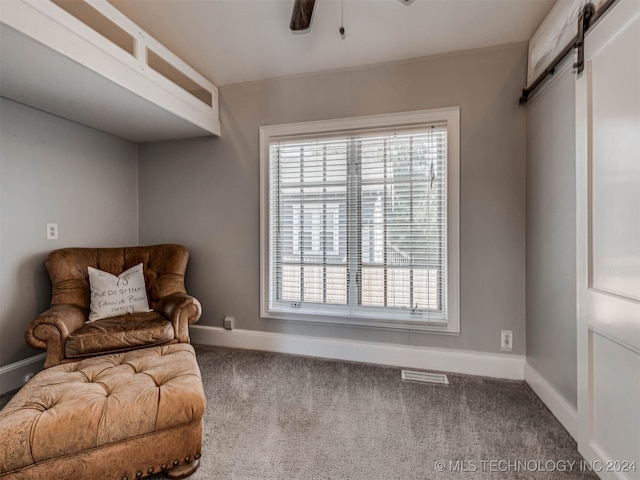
[147,467,154,474]
[135,472,142,478]
[173,459,179,466]
[161,464,168,470]
[194,453,201,460]
[185,456,191,463]
[122,477,128,480]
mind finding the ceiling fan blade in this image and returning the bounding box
[290,0,316,32]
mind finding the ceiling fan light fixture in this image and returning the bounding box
[290,0,316,32]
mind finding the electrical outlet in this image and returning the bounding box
[46,223,58,240]
[223,316,234,330]
[501,330,513,351]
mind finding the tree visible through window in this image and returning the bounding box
[261,109,459,330]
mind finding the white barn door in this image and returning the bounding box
[576,1,640,478]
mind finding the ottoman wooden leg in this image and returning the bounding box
[166,458,200,479]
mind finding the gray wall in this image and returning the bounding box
[138,43,528,355]
[0,98,139,367]
[525,66,577,407]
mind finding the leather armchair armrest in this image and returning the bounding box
[25,304,87,368]
[157,293,202,343]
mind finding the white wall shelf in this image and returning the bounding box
[0,0,220,142]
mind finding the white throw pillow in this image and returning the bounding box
[88,263,152,322]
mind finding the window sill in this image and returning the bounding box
[261,310,460,334]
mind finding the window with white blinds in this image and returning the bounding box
[260,108,459,331]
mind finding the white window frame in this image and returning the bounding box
[260,108,460,333]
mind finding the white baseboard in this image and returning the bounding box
[524,362,578,440]
[189,325,525,380]
[0,353,46,395]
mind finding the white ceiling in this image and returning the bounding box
[109,0,555,86]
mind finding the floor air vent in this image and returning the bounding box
[401,370,449,385]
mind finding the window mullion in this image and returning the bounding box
[409,135,415,311]
[347,138,360,311]
[383,138,388,308]
[299,145,305,303]
[322,144,327,304]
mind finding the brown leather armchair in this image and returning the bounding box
[26,244,202,368]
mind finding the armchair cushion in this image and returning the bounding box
[65,312,174,358]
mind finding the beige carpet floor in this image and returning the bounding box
[1,344,597,479]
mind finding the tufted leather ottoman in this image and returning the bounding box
[0,344,205,480]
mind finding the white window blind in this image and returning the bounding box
[267,123,449,326]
